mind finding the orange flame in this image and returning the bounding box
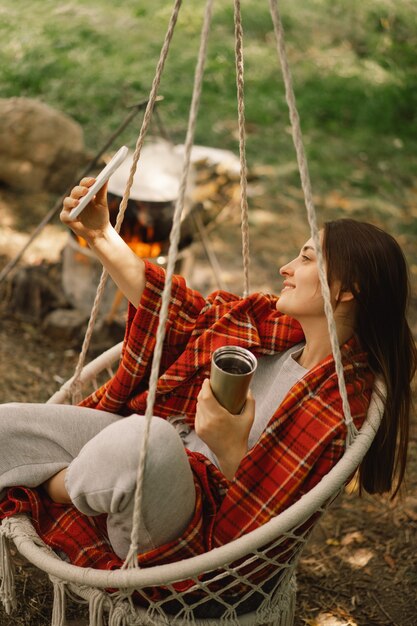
[127,238,162,258]
[75,235,162,259]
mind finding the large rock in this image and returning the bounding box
[0,97,86,192]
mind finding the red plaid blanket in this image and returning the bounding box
[0,260,373,573]
[0,450,225,570]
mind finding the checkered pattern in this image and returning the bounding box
[0,260,373,575]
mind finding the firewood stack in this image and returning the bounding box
[186,145,243,230]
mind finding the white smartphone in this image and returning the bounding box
[68,145,129,220]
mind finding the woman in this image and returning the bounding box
[0,177,415,564]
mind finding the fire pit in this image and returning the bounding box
[61,139,242,317]
[62,139,195,316]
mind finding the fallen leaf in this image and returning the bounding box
[383,553,397,570]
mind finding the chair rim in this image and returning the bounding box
[47,341,124,405]
[3,377,383,590]
[14,342,384,589]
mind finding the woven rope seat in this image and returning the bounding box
[0,2,388,625]
[1,345,384,625]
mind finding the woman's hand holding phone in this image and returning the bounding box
[67,146,129,221]
[60,146,129,246]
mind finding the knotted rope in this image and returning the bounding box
[234,0,251,297]
[123,0,215,568]
[62,0,356,571]
[268,0,356,441]
[0,525,15,615]
[66,0,184,403]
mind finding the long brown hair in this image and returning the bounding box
[323,219,417,496]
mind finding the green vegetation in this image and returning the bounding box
[1,0,416,217]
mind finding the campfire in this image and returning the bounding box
[2,138,244,344]
[74,195,178,260]
[62,139,242,318]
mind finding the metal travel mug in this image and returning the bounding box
[210,346,257,414]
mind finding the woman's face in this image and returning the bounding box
[276,236,326,319]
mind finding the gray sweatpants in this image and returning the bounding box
[0,403,196,558]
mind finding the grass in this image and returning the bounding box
[1,0,417,227]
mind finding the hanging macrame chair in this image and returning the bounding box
[0,1,386,625]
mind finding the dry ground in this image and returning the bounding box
[0,181,416,626]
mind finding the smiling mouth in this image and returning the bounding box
[281,284,295,292]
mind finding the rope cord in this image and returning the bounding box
[234,0,251,297]
[268,0,357,442]
[67,0,183,402]
[0,7,386,625]
[123,0,215,569]
[64,0,357,571]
